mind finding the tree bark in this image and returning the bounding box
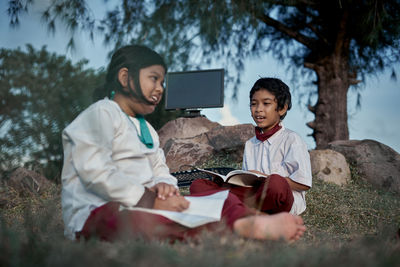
[306,55,351,148]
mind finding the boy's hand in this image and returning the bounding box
[153,195,190,212]
[150,182,180,200]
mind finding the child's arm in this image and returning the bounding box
[64,106,156,208]
[248,170,310,191]
[283,140,312,191]
[148,148,179,187]
[284,178,310,191]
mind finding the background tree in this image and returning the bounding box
[8,0,400,148]
[0,44,181,179]
[0,45,104,180]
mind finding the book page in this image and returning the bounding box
[196,168,227,182]
[226,169,268,178]
[121,190,229,228]
[196,169,268,186]
[226,170,268,187]
[227,174,263,187]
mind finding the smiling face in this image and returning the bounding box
[115,64,165,116]
[250,88,288,132]
[138,64,165,108]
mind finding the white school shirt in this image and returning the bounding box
[242,123,312,215]
[61,98,177,240]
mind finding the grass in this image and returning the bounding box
[1,157,399,266]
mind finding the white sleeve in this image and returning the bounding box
[149,147,178,187]
[142,120,178,187]
[64,106,146,207]
[283,137,312,187]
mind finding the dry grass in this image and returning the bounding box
[1,160,400,266]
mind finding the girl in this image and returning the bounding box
[61,45,306,242]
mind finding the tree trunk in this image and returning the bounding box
[306,55,351,149]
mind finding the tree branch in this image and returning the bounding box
[349,78,361,85]
[306,22,329,45]
[257,13,317,49]
[268,0,320,7]
[304,61,317,70]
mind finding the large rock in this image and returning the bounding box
[204,124,254,161]
[163,138,214,173]
[6,167,52,196]
[328,139,400,194]
[310,149,351,186]
[206,124,255,150]
[158,116,220,148]
[159,117,255,172]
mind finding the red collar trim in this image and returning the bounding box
[255,123,282,142]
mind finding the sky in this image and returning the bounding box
[1,2,399,153]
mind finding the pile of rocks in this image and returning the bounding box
[159,117,400,194]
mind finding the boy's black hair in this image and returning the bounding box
[93,45,167,102]
[249,77,292,120]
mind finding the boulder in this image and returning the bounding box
[0,182,8,208]
[158,117,220,148]
[204,123,254,161]
[328,139,400,194]
[7,167,52,196]
[163,138,214,173]
[158,117,255,172]
[206,124,255,150]
[310,149,351,186]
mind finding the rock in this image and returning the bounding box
[204,124,254,161]
[7,167,52,196]
[159,117,255,172]
[158,117,220,148]
[328,139,400,194]
[0,182,8,208]
[206,124,254,150]
[163,138,214,173]
[310,149,351,186]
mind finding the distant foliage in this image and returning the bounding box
[9,0,400,147]
[0,45,183,179]
[0,45,104,180]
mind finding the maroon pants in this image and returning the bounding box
[76,189,254,242]
[190,174,294,214]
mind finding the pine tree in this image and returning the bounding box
[0,45,104,179]
[7,0,400,147]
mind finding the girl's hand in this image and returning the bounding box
[153,195,190,212]
[150,182,180,200]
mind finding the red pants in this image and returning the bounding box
[190,174,294,214]
[76,189,254,242]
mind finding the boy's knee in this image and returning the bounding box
[268,174,291,193]
[263,174,294,213]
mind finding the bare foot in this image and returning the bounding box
[233,212,306,242]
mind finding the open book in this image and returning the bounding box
[122,190,229,228]
[198,168,268,187]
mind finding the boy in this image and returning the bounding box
[191,77,312,215]
[242,77,312,215]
